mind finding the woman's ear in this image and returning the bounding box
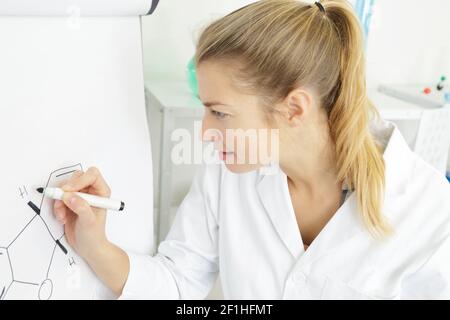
[277,88,314,127]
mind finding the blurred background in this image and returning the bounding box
[142,0,450,85]
[140,0,450,299]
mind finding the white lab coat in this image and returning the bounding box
[119,119,450,300]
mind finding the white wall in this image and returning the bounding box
[366,0,450,88]
[142,0,450,86]
[141,0,255,82]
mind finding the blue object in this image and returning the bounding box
[186,56,199,98]
[355,0,375,45]
[444,92,450,103]
[447,173,450,183]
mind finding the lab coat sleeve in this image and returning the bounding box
[119,164,220,300]
[400,234,450,299]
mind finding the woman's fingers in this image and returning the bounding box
[61,167,111,197]
[54,170,90,224]
[62,192,95,226]
[53,200,69,224]
[71,170,84,179]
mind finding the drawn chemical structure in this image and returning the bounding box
[0,164,82,300]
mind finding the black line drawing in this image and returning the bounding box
[19,186,28,199]
[68,257,76,267]
[56,170,77,178]
[0,164,82,300]
[27,201,40,215]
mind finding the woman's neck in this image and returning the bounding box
[280,127,341,197]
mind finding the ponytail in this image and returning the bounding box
[325,1,391,237]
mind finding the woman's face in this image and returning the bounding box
[197,61,279,173]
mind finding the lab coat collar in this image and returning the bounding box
[256,119,414,261]
[371,119,414,197]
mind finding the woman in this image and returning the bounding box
[53,0,450,299]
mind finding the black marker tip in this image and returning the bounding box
[36,187,44,194]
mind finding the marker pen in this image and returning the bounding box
[36,187,125,212]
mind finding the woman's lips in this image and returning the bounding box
[219,151,234,161]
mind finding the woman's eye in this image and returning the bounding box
[211,109,229,119]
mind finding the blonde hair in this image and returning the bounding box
[196,0,392,237]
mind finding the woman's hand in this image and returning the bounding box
[53,166,130,296]
[53,167,110,260]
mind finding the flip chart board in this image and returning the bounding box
[0,2,156,299]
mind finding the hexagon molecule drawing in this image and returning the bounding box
[1,164,82,300]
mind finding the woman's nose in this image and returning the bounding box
[201,118,221,143]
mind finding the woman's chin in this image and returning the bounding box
[223,163,262,174]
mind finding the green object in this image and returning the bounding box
[441,76,446,81]
[187,56,199,98]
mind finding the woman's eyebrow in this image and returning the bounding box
[196,94,231,107]
[197,98,229,108]
[203,101,229,107]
